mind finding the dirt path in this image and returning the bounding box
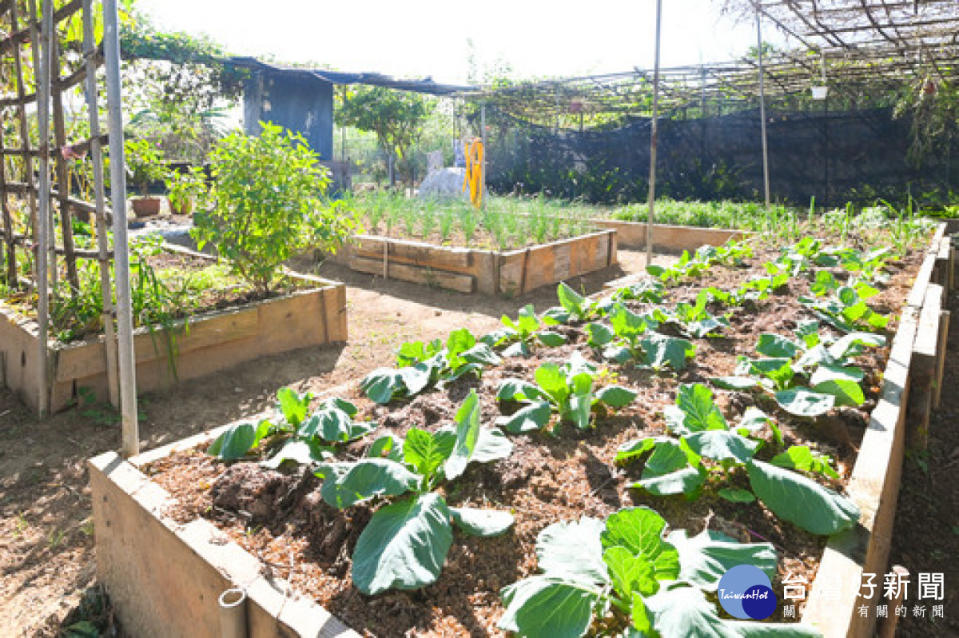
[887,290,959,637]
[0,249,667,635]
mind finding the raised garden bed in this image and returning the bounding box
[91,219,948,637]
[334,230,617,296]
[1,244,347,414]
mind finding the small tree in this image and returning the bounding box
[335,86,435,185]
[191,122,355,292]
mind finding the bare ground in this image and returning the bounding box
[0,248,666,636]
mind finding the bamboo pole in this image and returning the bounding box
[0,68,15,286]
[756,9,771,208]
[646,0,662,264]
[34,0,53,416]
[480,103,487,211]
[51,36,80,292]
[103,0,139,456]
[11,0,39,246]
[83,0,119,407]
[28,0,56,294]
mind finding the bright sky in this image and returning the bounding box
[137,0,784,85]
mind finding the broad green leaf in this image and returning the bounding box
[666,529,775,591]
[585,322,615,347]
[399,363,435,396]
[742,358,794,389]
[502,340,531,358]
[404,428,455,479]
[811,378,865,407]
[276,387,310,426]
[684,430,759,463]
[601,507,681,583]
[726,620,824,636]
[615,437,657,463]
[497,378,543,402]
[610,303,652,339]
[472,427,514,463]
[810,364,864,384]
[450,507,514,536]
[351,493,453,594]
[535,363,570,403]
[604,545,659,598]
[536,517,609,584]
[444,391,482,480]
[537,331,568,347]
[644,439,693,476]
[635,465,706,497]
[774,388,836,417]
[644,584,740,638]
[460,343,501,367]
[298,399,361,443]
[497,400,552,433]
[756,333,801,358]
[261,439,332,468]
[498,575,600,638]
[557,282,588,320]
[672,384,728,433]
[717,487,756,503]
[361,367,409,404]
[208,423,260,460]
[315,458,419,509]
[446,327,477,356]
[596,385,638,408]
[771,445,839,479]
[747,460,860,535]
[828,332,885,360]
[640,333,696,370]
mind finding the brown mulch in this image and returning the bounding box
[145,236,924,637]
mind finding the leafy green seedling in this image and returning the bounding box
[362,328,501,404]
[314,391,514,595]
[496,353,637,432]
[482,304,567,357]
[616,383,858,536]
[208,388,373,466]
[498,505,812,638]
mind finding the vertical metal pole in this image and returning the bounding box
[646,0,662,264]
[83,0,119,407]
[104,0,139,457]
[34,0,53,416]
[756,9,771,208]
[481,104,488,210]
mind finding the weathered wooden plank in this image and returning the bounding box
[350,255,475,294]
[907,282,942,450]
[352,235,473,270]
[905,253,937,310]
[934,310,950,409]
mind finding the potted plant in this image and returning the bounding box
[165,166,206,216]
[125,138,168,217]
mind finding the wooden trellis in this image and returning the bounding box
[0,0,137,454]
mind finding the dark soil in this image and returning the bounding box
[146,237,924,637]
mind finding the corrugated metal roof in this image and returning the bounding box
[226,57,475,95]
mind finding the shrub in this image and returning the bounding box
[191,122,355,291]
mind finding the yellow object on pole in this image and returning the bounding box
[462,137,484,208]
